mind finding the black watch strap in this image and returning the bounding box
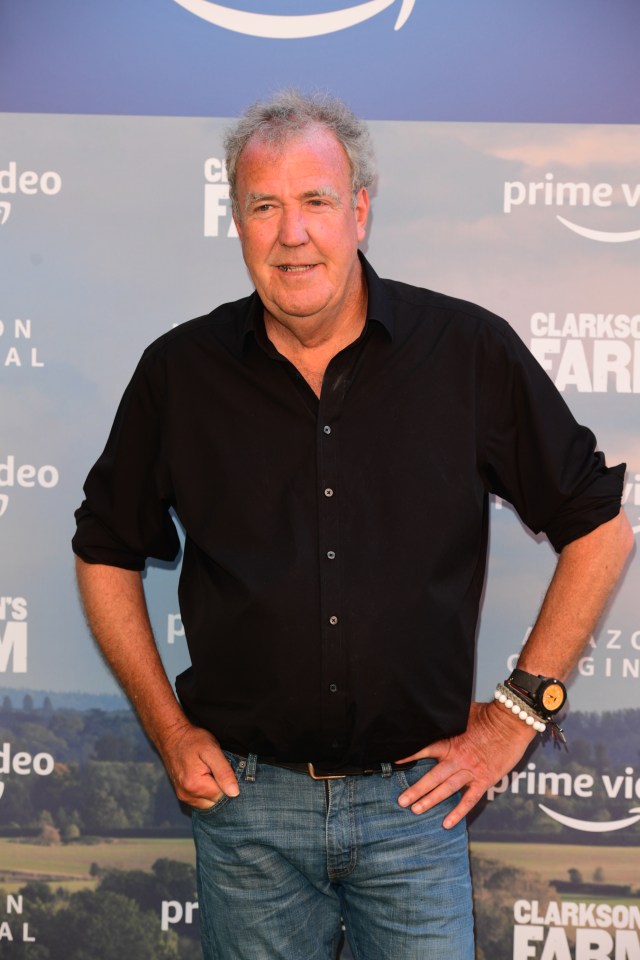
[508,668,543,701]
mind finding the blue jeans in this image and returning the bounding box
[192,752,474,959]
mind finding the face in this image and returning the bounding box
[233,126,369,337]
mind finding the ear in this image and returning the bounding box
[354,188,370,242]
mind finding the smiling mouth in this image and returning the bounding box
[278,264,316,272]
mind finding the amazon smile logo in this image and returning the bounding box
[172,0,415,38]
[538,803,640,833]
[503,173,640,242]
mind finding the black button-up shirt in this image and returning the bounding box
[73,256,624,765]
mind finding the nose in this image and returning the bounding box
[278,205,309,247]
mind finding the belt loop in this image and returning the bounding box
[381,762,392,778]
[246,753,258,782]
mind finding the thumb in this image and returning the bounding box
[204,747,240,797]
[395,737,450,765]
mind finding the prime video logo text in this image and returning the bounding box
[172,0,415,38]
[504,173,640,242]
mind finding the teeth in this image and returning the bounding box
[279,264,312,272]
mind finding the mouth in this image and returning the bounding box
[277,264,316,273]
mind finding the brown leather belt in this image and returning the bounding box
[253,758,418,780]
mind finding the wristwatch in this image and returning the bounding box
[506,668,567,718]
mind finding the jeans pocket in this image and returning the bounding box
[190,751,244,819]
[190,793,231,818]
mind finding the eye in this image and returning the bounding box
[248,203,278,220]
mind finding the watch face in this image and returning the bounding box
[541,682,565,714]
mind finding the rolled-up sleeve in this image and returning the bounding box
[478,317,625,553]
[72,345,180,569]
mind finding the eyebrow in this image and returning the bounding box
[243,186,342,213]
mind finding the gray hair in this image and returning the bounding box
[224,89,376,217]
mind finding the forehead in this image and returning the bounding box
[236,127,352,192]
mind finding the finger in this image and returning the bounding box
[188,789,225,811]
[408,769,470,812]
[203,748,240,798]
[172,744,240,803]
[395,738,450,764]
[174,767,226,806]
[397,763,453,809]
[405,773,486,829]
[440,784,486,830]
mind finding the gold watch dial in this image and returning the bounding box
[541,682,565,712]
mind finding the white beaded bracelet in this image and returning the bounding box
[494,683,547,733]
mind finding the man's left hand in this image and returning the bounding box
[396,700,537,829]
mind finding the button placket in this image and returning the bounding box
[316,377,346,749]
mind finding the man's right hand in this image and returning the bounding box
[159,722,240,810]
[74,561,241,812]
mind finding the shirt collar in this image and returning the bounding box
[239,250,394,356]
[360,251,394,340]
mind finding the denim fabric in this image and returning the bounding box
[192,753,474,960]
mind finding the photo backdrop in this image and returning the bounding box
[1,3,639,958]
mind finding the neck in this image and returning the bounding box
[264,285,367,399]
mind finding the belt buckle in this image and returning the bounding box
[307,762,347,780]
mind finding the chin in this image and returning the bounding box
[274,298,330,320]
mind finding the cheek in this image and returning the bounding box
[327,215,362,250]
[311,225,348,260]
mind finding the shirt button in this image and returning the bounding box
[323,425,332,435]
[324,488,334,497]
[329,683,338,693]
[329,615,338,625]
[326,550,336,560]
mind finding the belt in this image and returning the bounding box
[246,757,418,781]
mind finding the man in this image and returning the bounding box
[73,90,632,959]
